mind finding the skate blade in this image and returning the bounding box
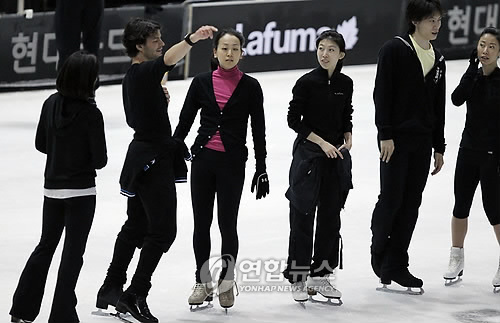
[308,295,343,306]
[444,277,462,286]
[189,302,214,312]
[376,284,424,295]
[91,309,132,319]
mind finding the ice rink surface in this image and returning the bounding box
[1,59,499,322]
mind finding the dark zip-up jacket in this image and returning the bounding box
[287,67,353,146]
[285,138,353,215]
[374,34,446,153]
[452,66,500,154]
[35,93,107,189]
[173,71,267,171]
[119,57,187,197]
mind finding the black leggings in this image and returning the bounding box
[191,149,246,283]
[453,148,500,225]
[10,195,95,323]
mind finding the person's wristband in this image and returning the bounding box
[184,32,195,46]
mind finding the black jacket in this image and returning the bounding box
[35,93,107,189]
[288,67,353,146]
[374,34,446,153]
[173,71,267,171]
[452,66,500,154]
[119,57,187,197]
[285,138,353,215]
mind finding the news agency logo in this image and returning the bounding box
[235,16,359,57]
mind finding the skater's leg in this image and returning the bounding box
[81,0,103,57]
[10,197,65,322]
[55,0,83,70]
[216,157,245,281]
[370,146,407,277]
[49,196,95,323]
[191,151,216,283]
[283,204,315,283]
[451,217,468,248]
[311,159,342,277]
[383,138,431,277]
[127,157,177,295]
[452,148,480,248]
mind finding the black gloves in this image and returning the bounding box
[466,48,479,76]
[251,171,269,200]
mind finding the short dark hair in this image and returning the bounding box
[316,29,346,73]
[406,0,443,34]
[480,26,500,45]
[56,51,99,100]
[210,28,245,71]
[122,18,161,58]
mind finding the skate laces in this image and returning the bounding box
[192,283,212,296]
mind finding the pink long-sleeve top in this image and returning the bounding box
[205,65,244,152]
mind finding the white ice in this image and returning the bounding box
[1,60,499,323]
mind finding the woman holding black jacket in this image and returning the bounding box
[283,30,353,304]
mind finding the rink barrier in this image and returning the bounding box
[0,4,184,90]
[0,0,498,90]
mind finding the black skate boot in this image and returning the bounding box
[96,283,123,309]
[116,292,158,323]
[378,269,424,295]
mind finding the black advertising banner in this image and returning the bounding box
[437,0,499,59]
[185,0,402,77]
[0,4,184,89]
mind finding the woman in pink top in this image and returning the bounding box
[173,28,268,310]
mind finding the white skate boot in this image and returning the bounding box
[307,275,342,305]
[188,282,214,311]
[444,247,464,286]
[291,281,308,303]
[492,257,500,293]
[218,279,238,313]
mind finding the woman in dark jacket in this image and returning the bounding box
[283,30,353,304]
[443,27,500,291]
[10,51,107,323]
[173,28,268,310]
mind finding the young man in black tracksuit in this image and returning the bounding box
[370,0,446,290]
[94,19,217,323]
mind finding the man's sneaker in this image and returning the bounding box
[188,282,214,305]
[116,292,158,323]
[218,280,238,308]
[307,275,342,299]
[96,283,123,309]
[291,281,308,302]
[443,247,464,280]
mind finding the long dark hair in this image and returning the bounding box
[56,51,99,100]
[210,28,245,71]
[122,18,161,58]
[406,0,443,34]
[316,29,346,73]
